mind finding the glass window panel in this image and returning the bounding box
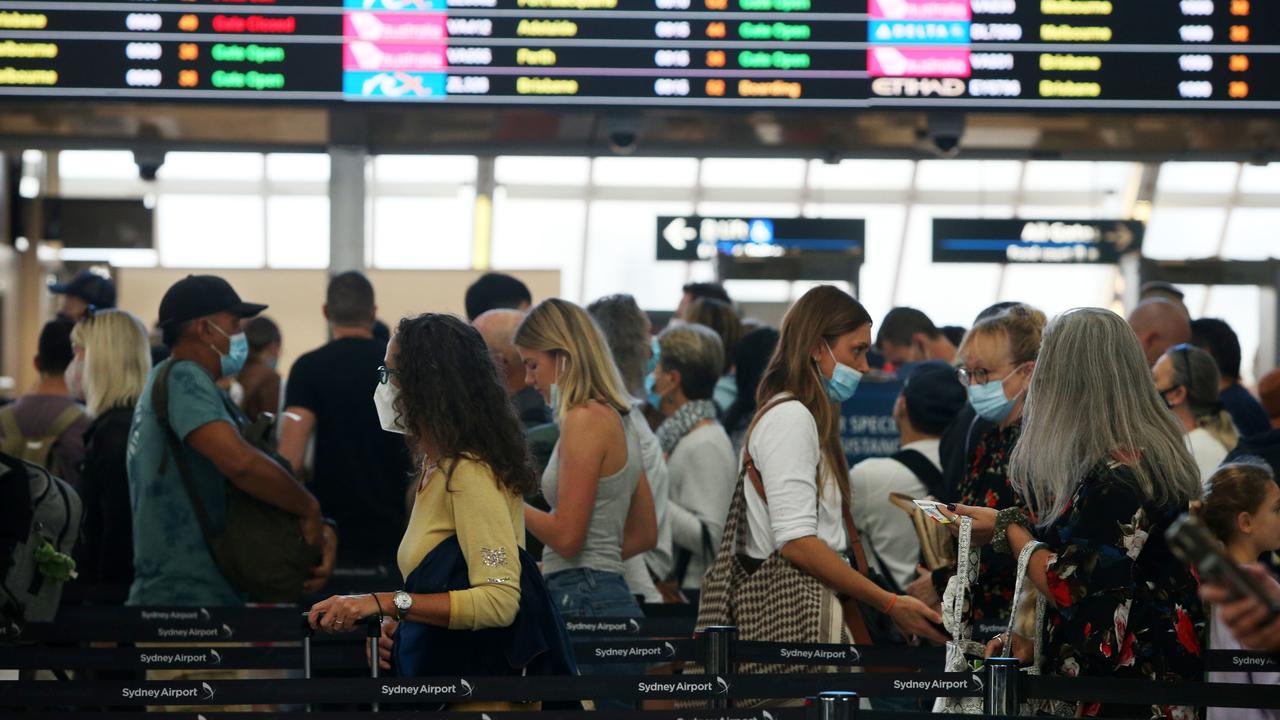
[266,154,330,183]
[1156,162,1240,193]
[1239,163,1280,194]
[1221,208,1280,260]
[1201,286,1262,385]
[496,156,589,186]
[583,199,695,309]
[808,159,914,191]
[266,196,329,269]
[1014,205,1106,219]
[374,155,476,184]
[696,201,802,217]
[156,194,264,267]
[699,159,806,189]
[916,160,1022,192]
[999,265,1117,319]
[492,195,585,299]
[891,205,1009,327]
[805,203,906,320]
[1144,207,1226,259]
[58,150,138,180]
[157,152,263,182]
[1023,161,1134,192]
[592,157,699,187]
[372,192,473,269]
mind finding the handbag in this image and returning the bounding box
[153,361,320,602]
[889,492,956,571]
[933,516,986,714]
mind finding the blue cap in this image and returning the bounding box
[49,270,116,309]
[902,360,966,433]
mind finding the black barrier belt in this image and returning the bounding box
[1025,676,1280,709]
[0,644,364,671]
[18,712,1058,720]
[733,641,943,668]
[1203,649,1280,673]
[3,610,695,644]
[0,672,982,706]
[572,639,703,664]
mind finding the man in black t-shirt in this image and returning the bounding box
[279,272,411,570]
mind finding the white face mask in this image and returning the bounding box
[373,380,405,435]
[66,354,85,401]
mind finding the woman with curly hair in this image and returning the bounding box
[309,313,575,710]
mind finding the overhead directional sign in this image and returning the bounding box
[656,216,865,263]
[932,218,1144,264]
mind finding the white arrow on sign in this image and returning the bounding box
[663,217,698,252]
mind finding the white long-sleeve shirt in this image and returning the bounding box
[744,397,848,560]
[667,422,737,589]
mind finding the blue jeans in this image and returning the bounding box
[545,567,644,710]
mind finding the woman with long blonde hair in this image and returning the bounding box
[68,308,152,602]
[740,286,945,650]
[515,299,657,704]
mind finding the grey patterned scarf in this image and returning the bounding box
[655,399,719,456]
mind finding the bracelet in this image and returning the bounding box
[993,507,1031,555]
[370,593,385,620]
[882,594,899,614]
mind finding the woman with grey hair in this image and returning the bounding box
[952,308,1205,720]
[648,323,737,602]
[1153,343,1238,483]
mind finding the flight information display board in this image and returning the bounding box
[2,0,1278,109]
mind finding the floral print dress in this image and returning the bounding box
[949,422,1026,637]
[1038,462,1206,720]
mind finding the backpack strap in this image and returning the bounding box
[152,362,219,547]
[891,448,945,499]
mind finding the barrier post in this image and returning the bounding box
[703,625,737,710]
[300,614,314,713]
[983,658,1021,716]
[813,691,858,720]
[366,618,382,713]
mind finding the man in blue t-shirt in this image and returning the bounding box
[127,275,332,607]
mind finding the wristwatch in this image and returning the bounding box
[392,590,412,620]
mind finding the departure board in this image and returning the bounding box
[1,1,1278,109]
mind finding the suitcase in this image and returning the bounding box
[301,612,383,712]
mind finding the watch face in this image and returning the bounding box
[394,592,412,611]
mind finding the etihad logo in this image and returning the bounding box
[872,77,965,97]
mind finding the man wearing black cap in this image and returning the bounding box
[49,269,117,322]
[126,275,331,607]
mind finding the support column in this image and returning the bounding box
[472,156,496,270]
[328,146,366,274]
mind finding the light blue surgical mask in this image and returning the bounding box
[967,366,1025,423]
[645,370,664,410]
[549,354,566,424]
[645,337,660,377]
[209,322,249,378]
[820,341,862,403]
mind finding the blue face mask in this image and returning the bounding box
[820,342,862,403]
[209,323,249,378]
[645,371,664,410]
[967,367,1025,423]
[645,337,660,377]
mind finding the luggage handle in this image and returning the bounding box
[300,611,384,711]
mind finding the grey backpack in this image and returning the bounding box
[0,453,83,624]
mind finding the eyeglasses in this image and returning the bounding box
[377,365,400,385]
[955,364,1021,387]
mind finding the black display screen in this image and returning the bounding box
[1,0,1276,109]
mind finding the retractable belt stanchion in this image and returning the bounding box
[366,618,381,714]
[812,690,859,720]
[983,658,1021,716]
[300,615,314,713]
[702,625,737,710]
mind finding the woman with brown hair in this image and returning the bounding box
[738,285,945,647]
[308,313,575,710]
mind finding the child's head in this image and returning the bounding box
[1200,459,1280,553]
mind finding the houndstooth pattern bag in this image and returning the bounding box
[686,461,847,694]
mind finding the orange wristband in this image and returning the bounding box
[882,594,899,614]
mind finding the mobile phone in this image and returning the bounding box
[1166,514,1280,617]
[913,499,952,525]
